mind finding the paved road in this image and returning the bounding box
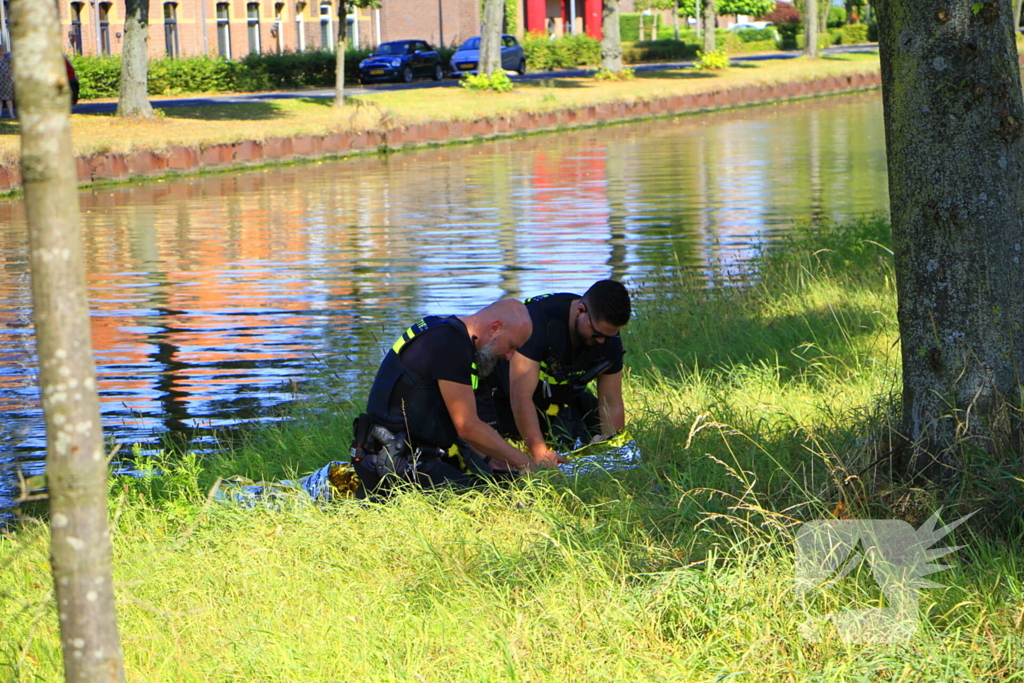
[71,44,878,116]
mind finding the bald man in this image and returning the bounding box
[350,299,535,495]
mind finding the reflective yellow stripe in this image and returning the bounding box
[539,366,570,386]
[471,362,479,390]
[391,319,427,354]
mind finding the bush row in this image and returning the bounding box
[70,50,374,99]
[522,32,601,70]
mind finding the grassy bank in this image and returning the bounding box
[4,217,1023,681]
[0,53,879,167]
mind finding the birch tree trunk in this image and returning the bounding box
[702,0,716,51]
[9,1,125,681]
[877,0,1024,473]
[601,0,623,71]
[480,0,504,75]
[333,0,348,106]
[804,0,818,57]
[116,0,153,118]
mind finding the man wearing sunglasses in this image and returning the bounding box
[476,280,632,468]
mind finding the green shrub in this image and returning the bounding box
[148,55,240,95]
[522,32,601,70]
[695,48,729,70]
[620,13,642,41]
[69,55,121,99]
[621,39,694,63]
[776,21,802,49]
[460,70,514,92]
[733,27,776,42]
[593,66,636,80]
[841,23,869,43]
[867,20,878,41]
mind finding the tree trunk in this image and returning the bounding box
[1014,0,1022,33]
[877,0,1024,473]
[601,0,622,71]
[480,0,504,75]
[702,0,716,52]
[651,12,658,40]
[673,0,680,40]
[9,2,125,681]
[819,0,830,36]
[117,0,153,118]
[333,0,348,106]
[804,0,818,57]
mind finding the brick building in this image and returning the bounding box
[0,1,480,58]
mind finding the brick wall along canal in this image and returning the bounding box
[0,91,889,518]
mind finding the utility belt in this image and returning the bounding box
[349,413,448,481]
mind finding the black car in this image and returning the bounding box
[358,40,445,85]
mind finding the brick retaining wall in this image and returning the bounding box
[0,71,883,193]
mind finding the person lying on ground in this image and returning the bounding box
[476,279,632,469]
[350,298,535,496]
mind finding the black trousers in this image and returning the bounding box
[477,387,601,448]
[352,440,507,499]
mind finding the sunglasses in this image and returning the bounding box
[580,304,620,341]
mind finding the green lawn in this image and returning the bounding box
[0,53,880,167]
[4,215,1023,681]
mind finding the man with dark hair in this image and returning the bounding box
[477,280,632,467]
[351,299,536,495]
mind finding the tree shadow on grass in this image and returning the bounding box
[159,101,285,121]
[634,69,717,80]
[0,120,19,136]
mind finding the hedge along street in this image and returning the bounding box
[0,53,884,192]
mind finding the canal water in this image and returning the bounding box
[0,91,889,515]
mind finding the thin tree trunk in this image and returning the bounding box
[333,0,348,106]
[877,0,1024,473]
[601,0,622,71]
[702,0,715,52]
[9,1,125,681]
[480,0,504,75]
[804,0,818,57]
[117,0,153,118]
[1015,0,1022,33]
[673,0,680,41]
[651,12,658,40]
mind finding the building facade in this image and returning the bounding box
[0,1,480,58]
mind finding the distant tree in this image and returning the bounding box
[9,1,125,681]
[760,1,802,24]
[803,0,817,56]
[718,0,775,18]
[702,0,716,51]
[877,0,1024,476]
[480,0,504,75]
[117,0,153,118]
[601,0,623,71]
[333,0,379,106]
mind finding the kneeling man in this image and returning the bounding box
[351,299,535,494]
[477,280,632,468]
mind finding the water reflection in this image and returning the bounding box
[0,92,889,514]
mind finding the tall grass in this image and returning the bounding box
[4,217,1024,681]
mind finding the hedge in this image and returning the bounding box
[522,32,601,70]
[70,50,375,100]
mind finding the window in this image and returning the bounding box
[247,2,261,54]
[69,2,84,55]
[164,3,179,58]
[273,2,284,53]
[319,1,333,50]
[98,2,111,55]
[216,2,231,58]
[294,1,306,52]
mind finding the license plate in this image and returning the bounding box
[370,70,385,75]
[459,63,475,70]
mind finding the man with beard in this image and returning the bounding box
[477,280,632,468]
[350,298,536,495]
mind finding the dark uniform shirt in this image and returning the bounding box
[397,318,475,389]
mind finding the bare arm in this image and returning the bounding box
[508,353,565,466]
[595,371,625,439]
[438,379,535,472]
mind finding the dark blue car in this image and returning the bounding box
[358,40,445,85]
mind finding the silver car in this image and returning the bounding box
[449,35,526,77]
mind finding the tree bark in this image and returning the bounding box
[117,0,153,118]
[480,0,504,76]
[702,0,716,52]
[601,0,623,71]
[877,0,1024,472]
[673,0,681,40]
[804,0,818,57]
[9,1,125,681]
[1014,0,1022,33]
[333,0,348,106]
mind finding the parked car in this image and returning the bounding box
[358,40,444,85]
[449,35,526,78]
[728,21,773,31]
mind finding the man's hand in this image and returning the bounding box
[532,446,567,468]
